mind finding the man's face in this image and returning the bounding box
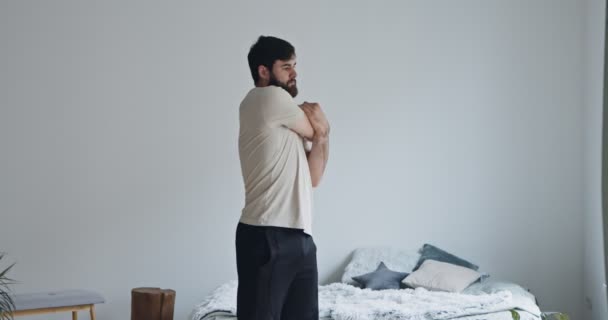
[268,57,298,97]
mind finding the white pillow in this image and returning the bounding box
[403,259,482,292]
[341,247,420,286]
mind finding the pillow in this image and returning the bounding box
[352,262,409,290]
[403,259,482,292]
[341,247,420,286]
[413,243,479,272]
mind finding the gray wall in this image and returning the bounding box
[583,0,608,319]
[0,1,586,319]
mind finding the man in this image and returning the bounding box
[235,35,330,320]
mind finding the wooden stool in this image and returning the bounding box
[131,287,175,320]
[10,289,104,319]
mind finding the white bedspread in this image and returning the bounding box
[190,280,541,320]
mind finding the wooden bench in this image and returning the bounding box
[10,289,104,319]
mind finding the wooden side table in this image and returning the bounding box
[131,287,175,320]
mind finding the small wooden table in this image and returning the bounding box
[10,289,104,319]
[131,287,175,320]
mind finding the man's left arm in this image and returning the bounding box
[306,136,329,188]
[301,102,330,188]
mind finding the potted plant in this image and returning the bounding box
[0,253,15,320]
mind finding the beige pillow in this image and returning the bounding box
[403,259,481,292]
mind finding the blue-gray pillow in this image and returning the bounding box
[352,262,409,290]
[413,244,479,272]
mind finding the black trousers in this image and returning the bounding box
[235,222,319,320]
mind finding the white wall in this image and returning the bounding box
[583,0,608,320]
[0,1,585,319]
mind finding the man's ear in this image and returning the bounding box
[258,65,269,82]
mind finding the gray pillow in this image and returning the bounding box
[352,262,409,290]
[413,244,479,271]
[341,247,420,286]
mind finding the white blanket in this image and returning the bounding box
[191,280,541,320]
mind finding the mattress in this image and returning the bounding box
[200,311,538,320]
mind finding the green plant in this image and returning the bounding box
[509,309,520,320]
[0,253,15,320]
[541,312,570,320]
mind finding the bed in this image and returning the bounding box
[189,245,552,320]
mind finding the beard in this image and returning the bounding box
[269,73,298,97]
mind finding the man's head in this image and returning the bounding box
[248,36,298,97]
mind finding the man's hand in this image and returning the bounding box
[299,102,330,140]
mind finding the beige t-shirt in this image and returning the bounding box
[238,86,314,235]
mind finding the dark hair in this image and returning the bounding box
[247,36,295,84]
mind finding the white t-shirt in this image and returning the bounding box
[238,86,314,235]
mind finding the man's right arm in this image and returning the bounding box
[286,111,314,140]
[264,86,314,140]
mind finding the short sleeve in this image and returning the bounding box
[262,86,306,128]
